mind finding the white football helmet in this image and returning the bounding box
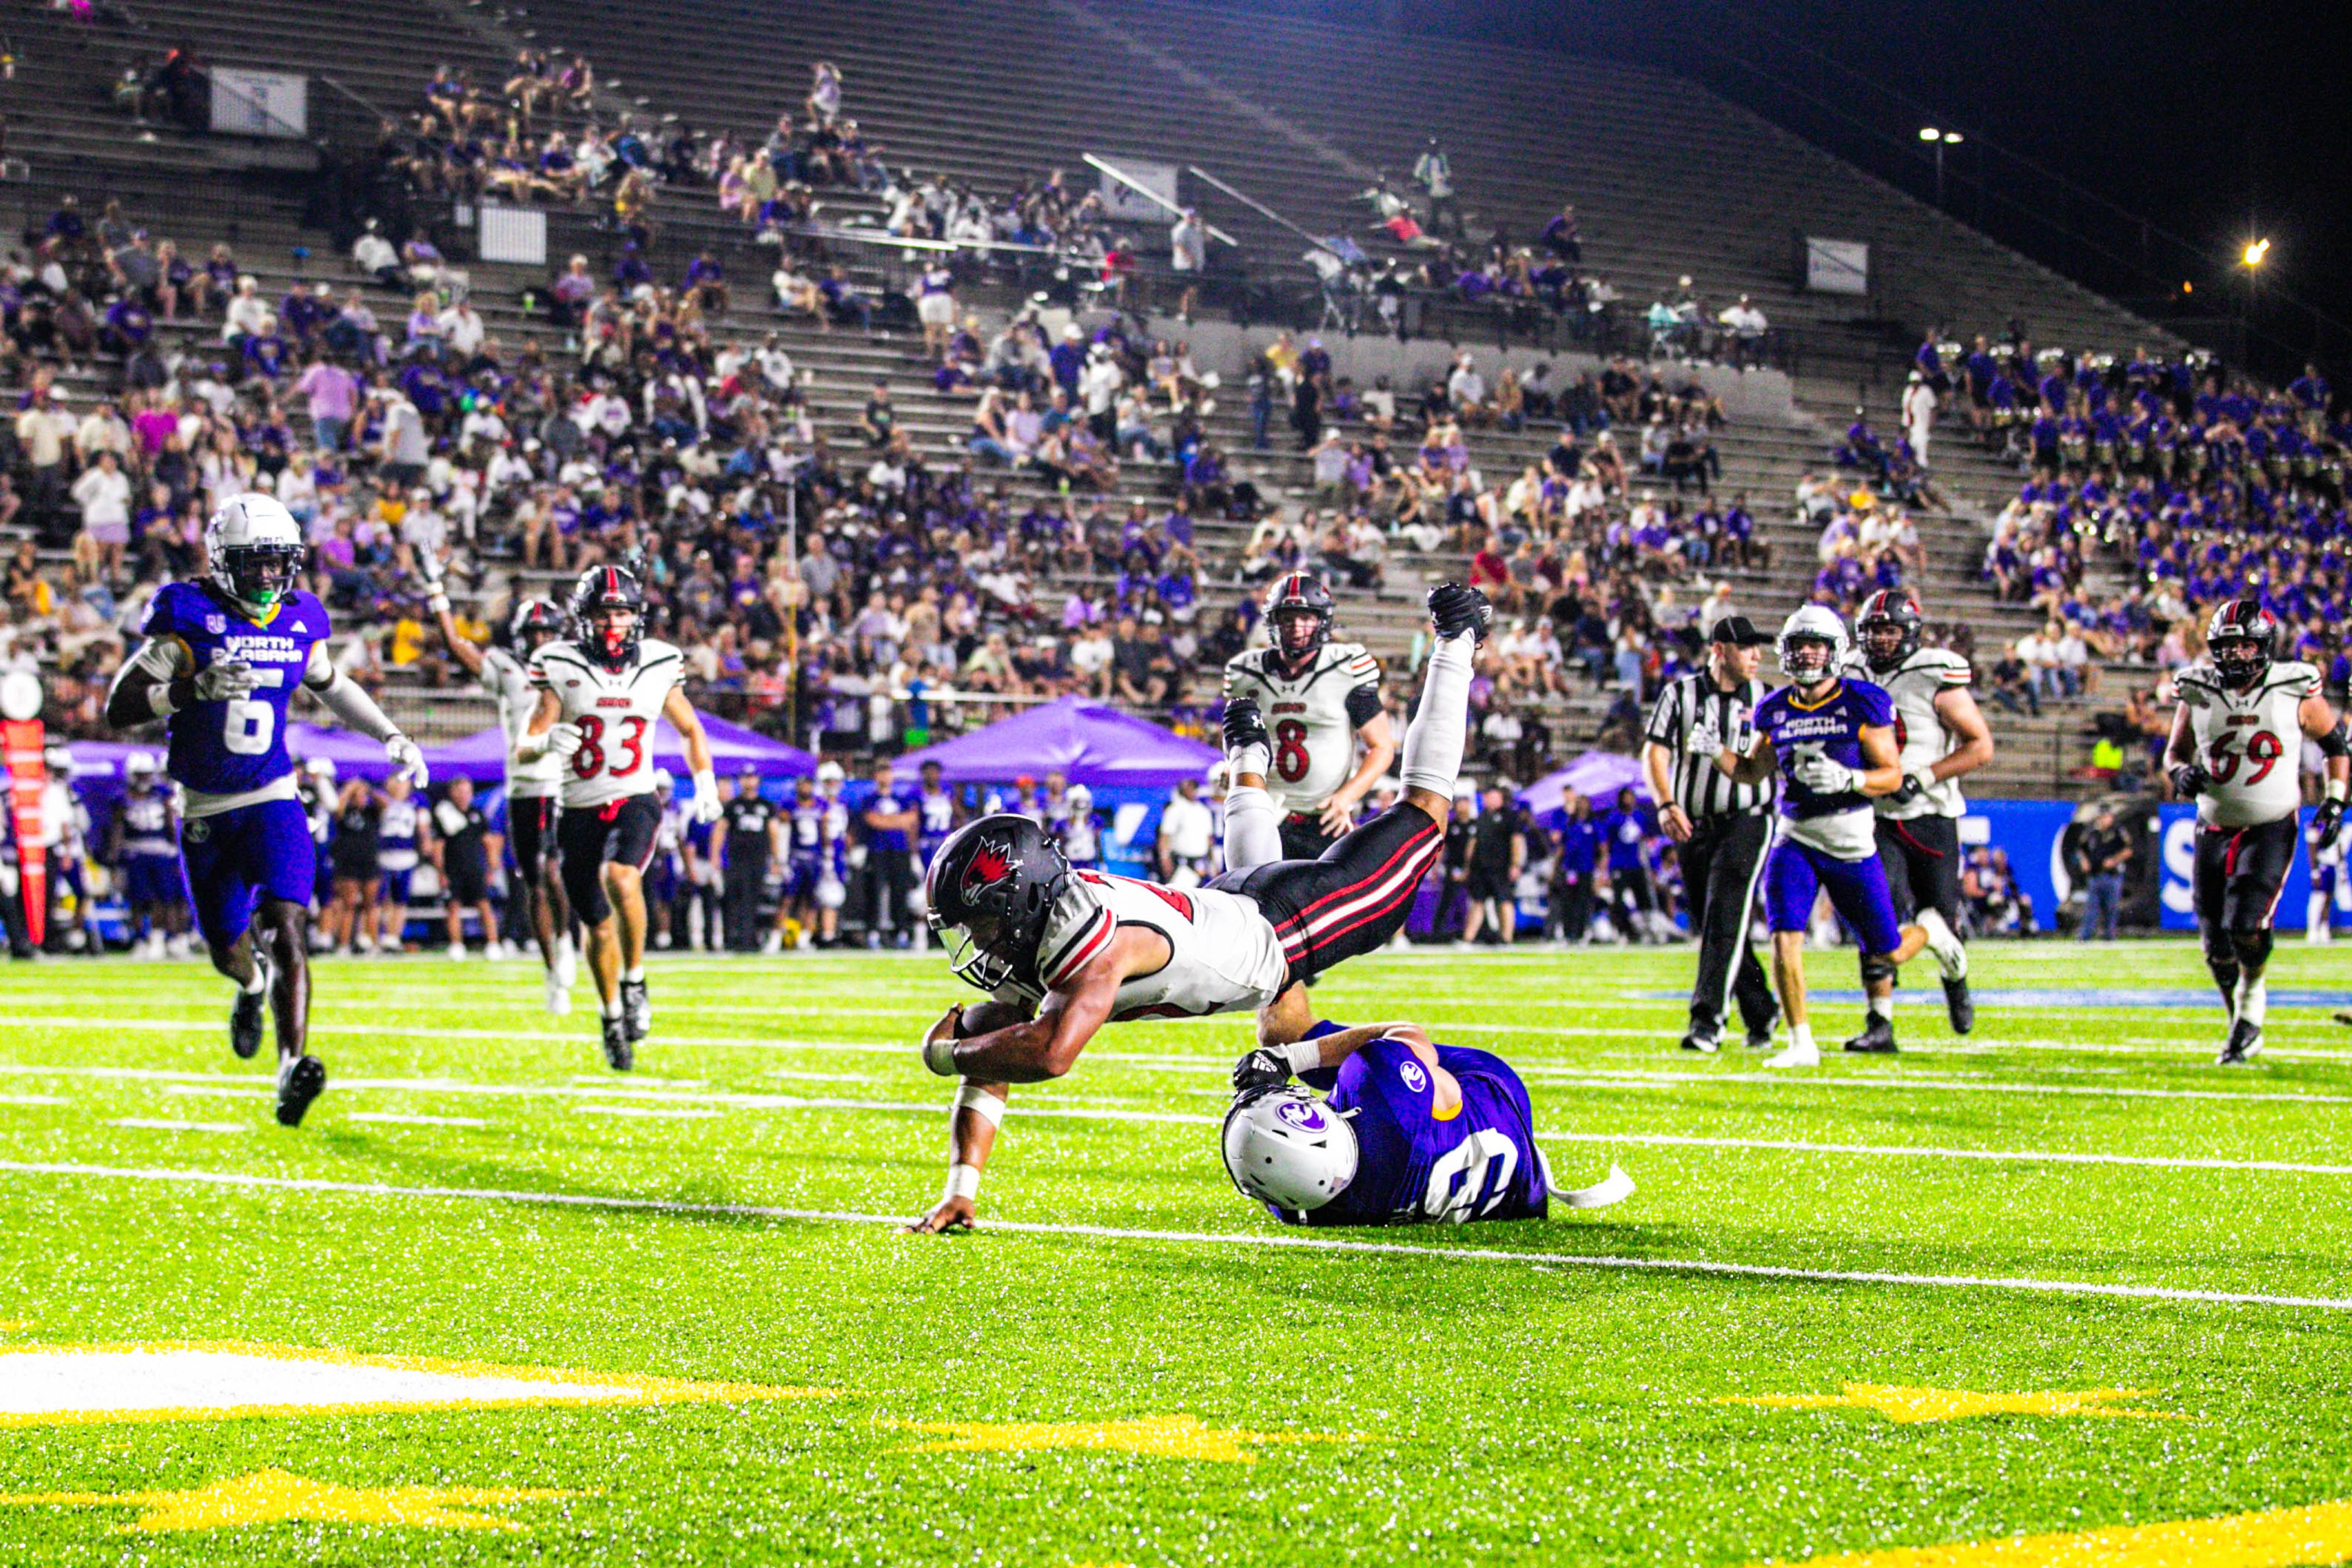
[1066,783,1092,812]
[1222,1087,1359,1213]
[126,752,160,783]
[1777,605,1850,690]
[652,767,675,794]
[815,760,846,790]
[205,493,304,616]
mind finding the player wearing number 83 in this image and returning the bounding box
[2165,598,2349,1065]
[518,565,720,1071]
[104,494,429,1128]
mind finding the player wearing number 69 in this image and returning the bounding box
[1221,573,1394,858]
[516,566,720,1071]
[105,494,431,1128]
[2164,599,2348,1065]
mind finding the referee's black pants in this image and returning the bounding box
[1681,813,1775,1041]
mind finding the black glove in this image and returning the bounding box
[1222,696,1268,755]
[1427,581,1493,643]
[2315,796,2345,845]
[2168,763,2210,800]
[1231,1047,1292,1096]
[1889,774,1924,807]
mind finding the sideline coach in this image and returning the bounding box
[1643,616,1779,1052]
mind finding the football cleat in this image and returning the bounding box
[1942,975,1975,1035]
[1843,1016,1899,1055]
[1744,1007,1781,1051]
[1427,582,1492,643]
[601,1014,635,1071]
[2217,1018,2263,1066]
[1763,1039,1819,1069]
[274,1054,326,1127]
[621,978,651,1042]
[1679,1031,1721,1055]
[230,958,270,1060]
[1222,696,1268,756]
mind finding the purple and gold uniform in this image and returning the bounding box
[1267,1034,1551,1227]
[1754,676,1902,955]
[141,580,332,949]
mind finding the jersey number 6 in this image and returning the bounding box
[571,714,649,778]
[222,696,274,756]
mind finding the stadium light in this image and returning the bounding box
[1919,126,1940,141]
[1920,127,1964,208]
[2242,238,2271,268]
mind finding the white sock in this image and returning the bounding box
[1789,1022,1815,1052]
[1400,633,1474,798]
[1868,993,1893,1021]
[1915,908,1964,976]
[2233,973,2267,1030]
[1223,785,1285,875]
[2310,897,2331,939]
[240,967,267,995]
[1228,737,1272,783]
[624,965,646,984]
[601,995,623,1020]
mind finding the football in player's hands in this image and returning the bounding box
[193,658,260,702]
[1231,1047,1292,1095]
[2168,762,2210,799]
[545,723,584,760]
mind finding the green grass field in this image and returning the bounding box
[5,937,2352,1566]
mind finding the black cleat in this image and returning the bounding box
[1221,696,1268,757]
[230,957,270,1060]
[1427,582,1493,643]
[621,978,651,1042]
[1679,1031,1721,1054]
[1842,1016,1899,1054]
[274,1054,326,1127]
[601,1014,635,1071]
[1942,974,1975,1035]
[1744,1007,1781,1050]
[2217,1017,2263,1066]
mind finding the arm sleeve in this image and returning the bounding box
[1344,682,1384,730]
[309,667,403,744]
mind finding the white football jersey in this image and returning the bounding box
[484,646,564,798]
[992,869,1287,1019]
[2176,658,2320,827]
[1850,647,1972,820]
[1223,641,1382,813]
[530,638,685,809]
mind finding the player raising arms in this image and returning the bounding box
[2165,600,2347,1064]
[1221,1021,1632,1226]
[515,566,722,1069]
[907,583,1488,1232]
[1223,573,1395,858]
[1709,606,1964,1065]
[104,494,430,1126]
[423,562,578,1012]
[1850,590,1994,1035]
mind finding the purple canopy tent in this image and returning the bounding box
[896,697,1218,790]
[287,723,399,782]
[1517,750,1651,820]
[423,712,814,785]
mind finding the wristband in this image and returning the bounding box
[944,1163,981,1202]
[952,1082,1006,1129]
[1280,1038,1321,1075]
[2330,777,2347,804]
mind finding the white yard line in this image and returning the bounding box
[346,1113,489,1128]
[1534,1129,2352,1177]
[104,1120,245,1134]
[0,1093,63,1106]
[2,1158,2343,1313]
[573,1104,725,1121]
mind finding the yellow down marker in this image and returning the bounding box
[901,1415,1360,1463]
[1719,1384,2180,1424]
[0,1468,579,1534]
[1761,1498,2352,1567]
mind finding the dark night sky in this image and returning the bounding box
[1204,0,2352,376]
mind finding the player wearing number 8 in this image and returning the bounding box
[104,494,431,1127]
[2165,598,2350,1065]
[517,565,721,1070]
[1221,573,1393,859]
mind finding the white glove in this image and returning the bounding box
[384,733,429,790]
[193,658,260,702]
[417,549,449,616]
[1684,722,1723,757]
[543,723,584,762]
[1792,753,1864,795]
[692,768,722,823]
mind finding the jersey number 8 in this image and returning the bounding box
[1273,719,1311,783]
[572,714,649,778]
[2206,728,2283,786]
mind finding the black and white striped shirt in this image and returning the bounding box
[1644,672,1773,820]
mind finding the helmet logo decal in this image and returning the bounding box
[1274,1099,1326,1132]
[960,839,1016,900]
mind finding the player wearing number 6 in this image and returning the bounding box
[2165,598,2348,1065]
[104,494,429,1127]
[1222,573,1393,858]
[516,565,720,1070]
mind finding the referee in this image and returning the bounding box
[1643,616,1779,1054]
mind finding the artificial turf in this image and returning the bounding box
[2,937,2350,1565]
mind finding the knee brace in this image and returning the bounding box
[2231,927,2274,971]
[2201,925,2239,969]
[1858,951,1896,987]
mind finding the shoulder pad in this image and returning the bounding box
[1036,881,1115,992]
[1917,648,1972,684]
